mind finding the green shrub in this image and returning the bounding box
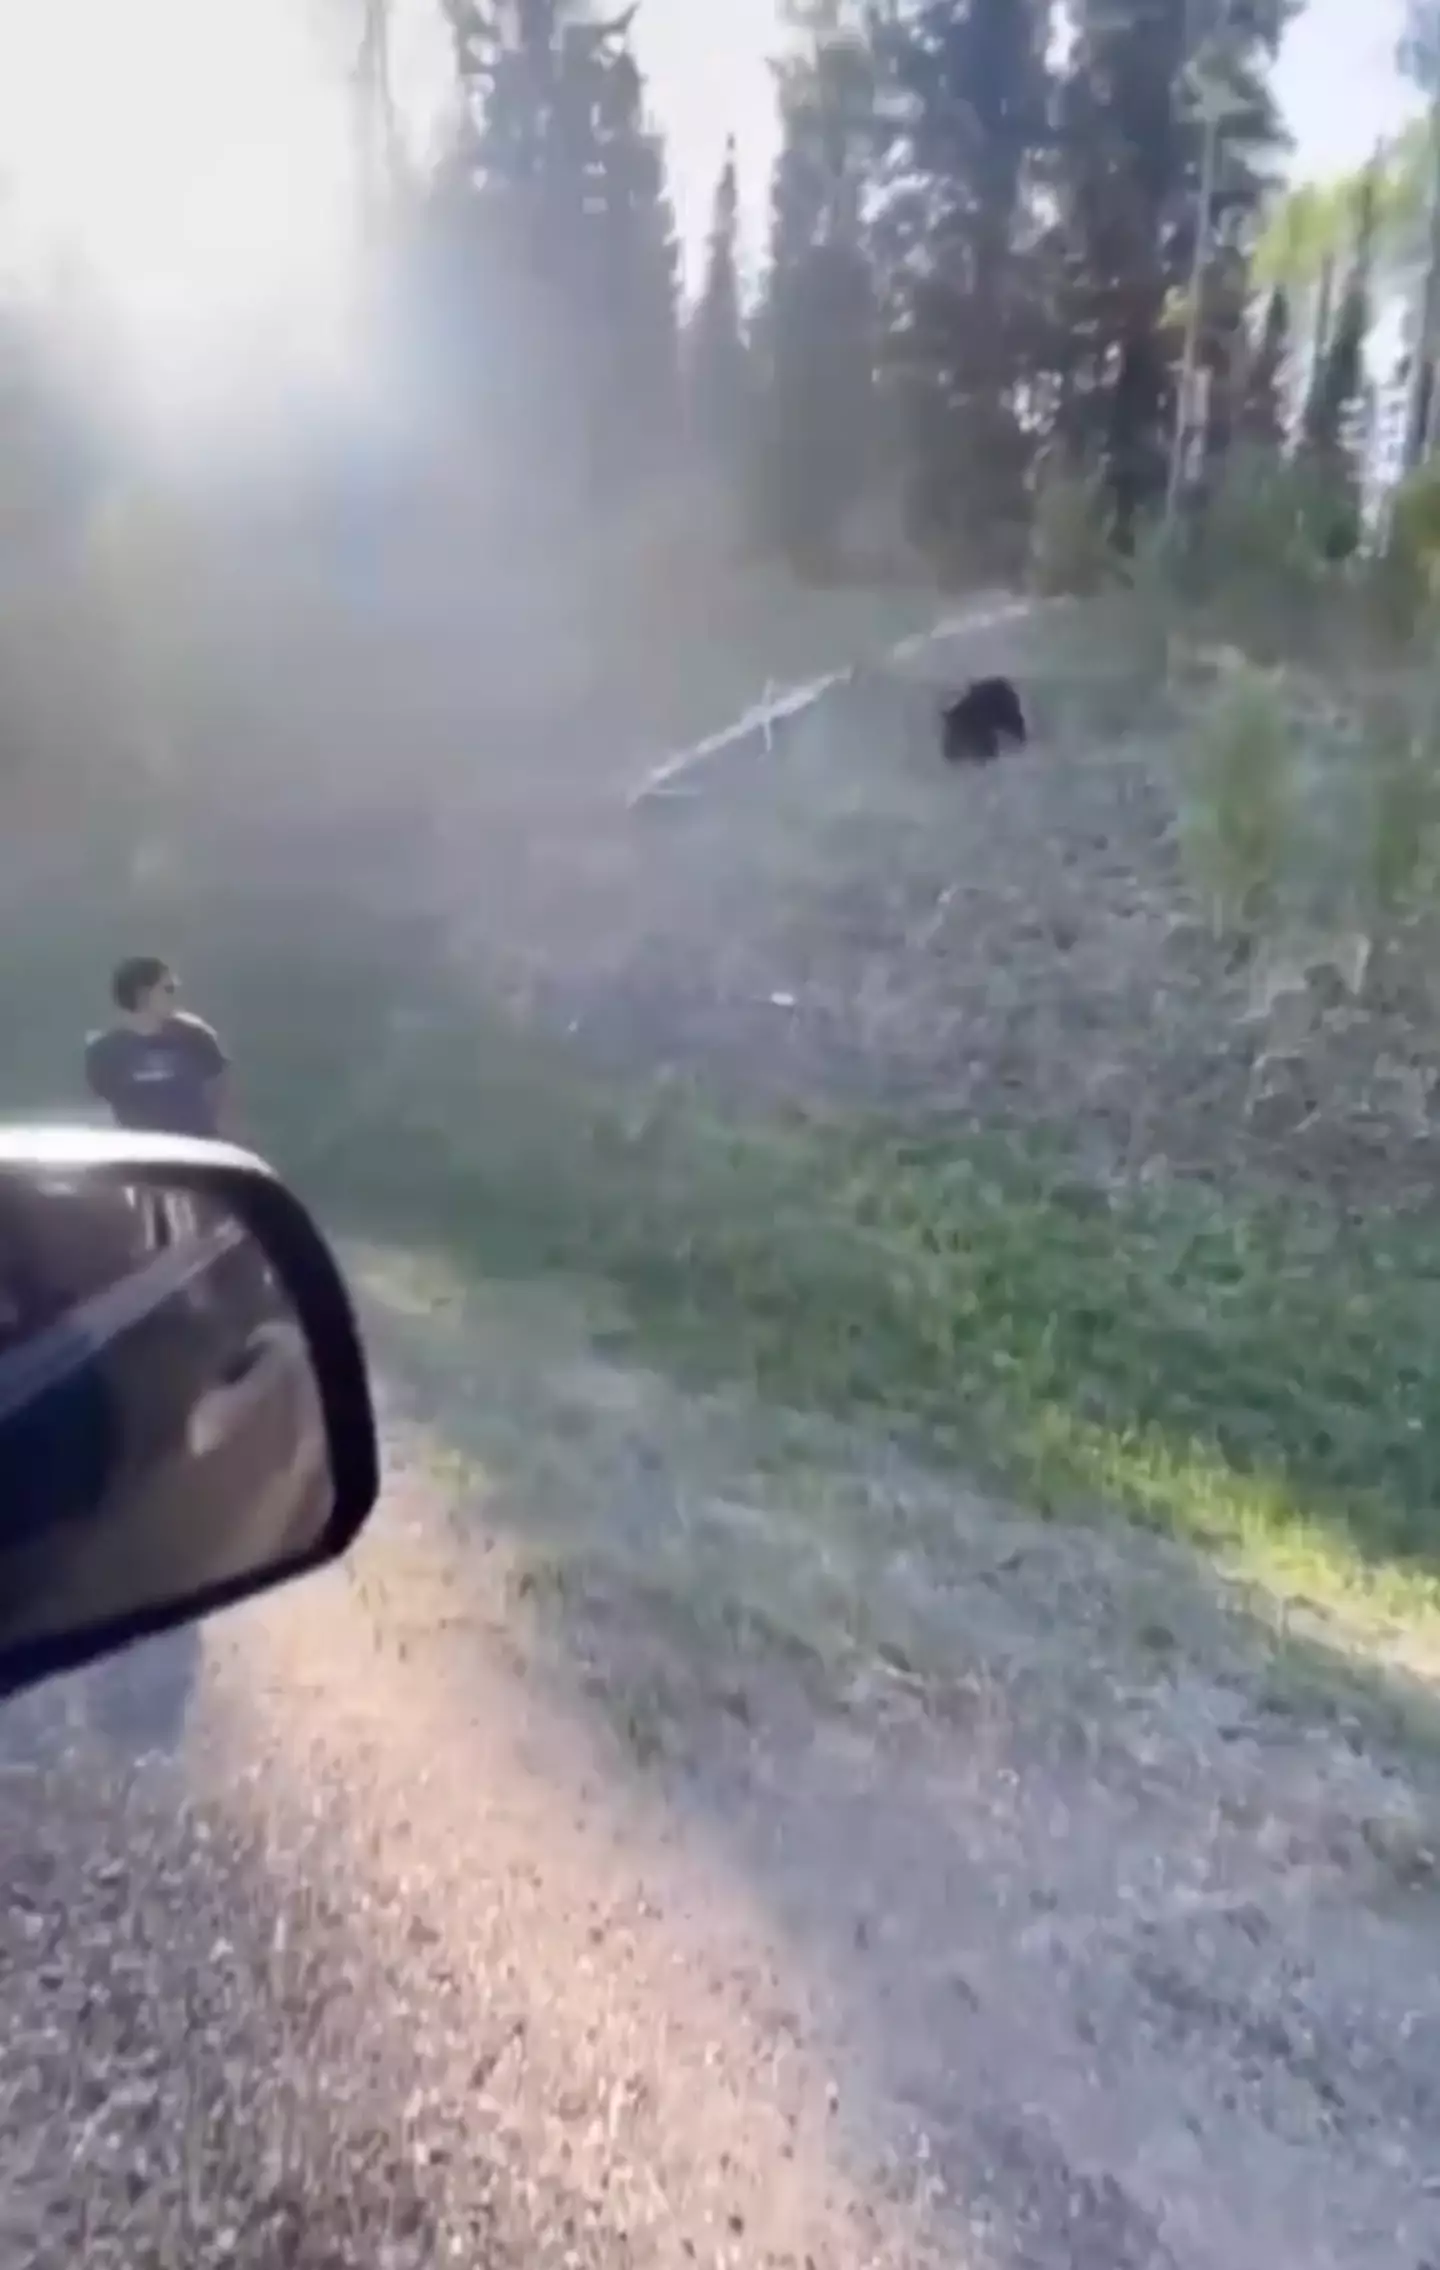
[1117,518,1184,690]
[1182,449,1346,661]
[1179,661,1295,933]
[1179,645,1440,972]
[1355,688,1440,930]
[1029,461,1116,597]
[1387,455,1440,580]
[1363,459,1440,647]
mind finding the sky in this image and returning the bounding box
[0,0,1420,417]
[384,0,785,290]
[0,0,359,420]
[1274,0,1413,179]
[391,0,1423,291]
[638,0,1419,286]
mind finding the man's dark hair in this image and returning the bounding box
[111,955,173,1011]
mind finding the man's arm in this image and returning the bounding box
[188,1019,234,1136]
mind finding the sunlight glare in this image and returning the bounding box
[0,0,361,427]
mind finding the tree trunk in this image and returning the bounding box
[1402,94,1440,475]
[1166,103,1221,524]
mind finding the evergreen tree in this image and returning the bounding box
[1301,187,1372,456]
[687,137,751,478]
[870,0,1054,561]
[1054,0,1289,537]
[1397,0,1440,470]
[1238,283,1292,447]
[1297,250,1336,431]
[1299,162,1376,553]
[754,9,877,567]
[1196,238,1260,482]
[591,42,683,481]
[1051,0,1185,532]
[431,0,680,507]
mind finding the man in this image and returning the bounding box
[85,956,230,1140]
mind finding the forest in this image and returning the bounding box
[4,0,1437,598]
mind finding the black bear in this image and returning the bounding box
[940,676,1028,765]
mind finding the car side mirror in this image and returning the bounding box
[0,1128,379,1705]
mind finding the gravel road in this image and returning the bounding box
[0,1433,926,2270]
[3,1387,1439,2270]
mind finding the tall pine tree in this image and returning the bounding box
[591,41,683,482]
[687,137,752,481]
[429,0,680,510]
[754,7,877,568]
[1054,0,1289,537]
[1397,0,1440,470]
[1238,283,1291,447]
[870,0,1054,563]
[1299,161,1377,555]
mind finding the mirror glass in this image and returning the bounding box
[0,1169,335,1660]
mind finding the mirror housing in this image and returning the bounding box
[0,1127,379,1705]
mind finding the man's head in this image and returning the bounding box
[111,955,178,1029]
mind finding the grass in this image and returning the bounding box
[7,867,1440,1665]
[219,974,1440,1652]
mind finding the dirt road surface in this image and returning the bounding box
[2,1277,1438,2270]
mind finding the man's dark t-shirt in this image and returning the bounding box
[85,1013,228,1138]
